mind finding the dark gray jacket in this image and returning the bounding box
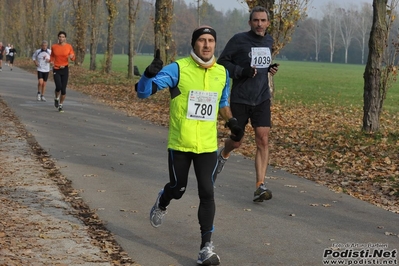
[217,30,274,106]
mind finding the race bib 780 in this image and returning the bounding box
[187,90,218,121]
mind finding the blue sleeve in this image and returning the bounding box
[136,63,179,99]
[219,69,230,109]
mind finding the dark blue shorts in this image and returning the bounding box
[230,99,271,128]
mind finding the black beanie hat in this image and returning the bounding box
[191,26,217,48]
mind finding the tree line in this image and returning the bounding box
[283,1,375,64]
[0,0,378,64]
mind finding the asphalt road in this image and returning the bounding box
[1,67,398,266]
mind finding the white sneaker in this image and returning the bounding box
[41,96,46,102]
[150,189,167,227]
[216,149,228,174]
[197,242,220,265]
[37,94,41,101]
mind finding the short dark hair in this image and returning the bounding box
[58,31,67,37]
[249,6,270,21]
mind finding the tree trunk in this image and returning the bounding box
[89,0,101,71]
[362,0,387,133]
[104,0,117,74]
[154,0,173,63]
[73,0,87,66]
[42,0,50,44]
[127,1,139,79]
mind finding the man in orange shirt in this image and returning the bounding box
[50,31,75,112]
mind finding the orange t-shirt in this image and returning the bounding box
[50,43,75,69]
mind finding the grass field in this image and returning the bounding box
[82,54,399,113]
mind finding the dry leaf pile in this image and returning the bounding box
[17,60,399,214]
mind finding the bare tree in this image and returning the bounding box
[136,16,153,54]
[127,0,140,79]
[322,2,339,63]
[355,3,373,65]
[194,0,209,26]
[88,0,103,71]
[36,0,51,47]
[305,18,322,61]
[0,0,4,38]
[72,0,89,65]
[154,0,174,63]
[337,6,357,64]
[104,0,117,74]
[363,0,399,132]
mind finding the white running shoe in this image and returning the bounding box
[150,189,167,227]
[216,149,228,174]
[197,242,220,265]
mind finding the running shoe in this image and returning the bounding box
[58,104,64,113]
[150,189,167,228]
[197,242,220,265]
[54,98,59,108]
[253,183,272,202]
[37,93,41,101]
[41,96,46,102]
[215,149,228,174]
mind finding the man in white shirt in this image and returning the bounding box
[5,43,11,66]
[32,41,51,101]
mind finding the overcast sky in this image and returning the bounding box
[184,0,371,16]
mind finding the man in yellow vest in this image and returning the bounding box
[136,26,243,266]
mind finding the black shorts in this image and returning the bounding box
[37,71,50,82]
[231,99,271,128]
[0,54,3,60]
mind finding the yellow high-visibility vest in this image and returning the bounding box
[168,56,227,154]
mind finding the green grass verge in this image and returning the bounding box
[82,55,399,113]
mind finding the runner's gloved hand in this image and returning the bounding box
[268,63,279,74]
[241,67,256,78]
[226,118,244,142]
[144,49,163,78]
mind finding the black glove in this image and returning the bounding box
[226,118,244,142]
[144,49,163,78]
[241,67,256,78]
[268,63,279,72]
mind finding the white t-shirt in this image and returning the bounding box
[32,48,51,72]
